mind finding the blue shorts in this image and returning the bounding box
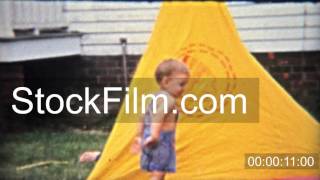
[140,131,176,172]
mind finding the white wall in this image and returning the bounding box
[0,36,81,62]
[64,2,320,55]
[12,1,67,30]
[0,1,67,37]
[0,1,14,37]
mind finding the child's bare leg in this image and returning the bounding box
[150,171,165,180]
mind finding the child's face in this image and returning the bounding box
[161,71,189,98]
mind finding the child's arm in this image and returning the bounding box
[144,96,175,147]
[79,151,101,163]
[131,114,144,154]
[136,114,145,138]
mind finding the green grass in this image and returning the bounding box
[0,130,108,180]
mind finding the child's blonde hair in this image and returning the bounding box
[155,59,189,84]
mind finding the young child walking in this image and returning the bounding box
[131,59,189,180]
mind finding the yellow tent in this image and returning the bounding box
[88,2,320,179]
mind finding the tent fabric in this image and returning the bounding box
[88,2,320,179]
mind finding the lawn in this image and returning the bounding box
[0,130,108,180]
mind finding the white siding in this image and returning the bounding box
[0,1,14,37]
[12,1,67,30]
[0,1,82,62]
[0,1,68,37]
[64,2,320,55]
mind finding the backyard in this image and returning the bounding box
[0,130,108,179]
